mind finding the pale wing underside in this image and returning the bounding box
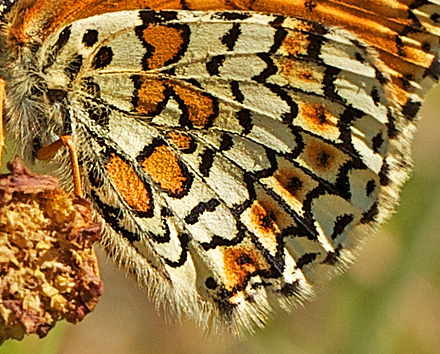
[4,2,440,335]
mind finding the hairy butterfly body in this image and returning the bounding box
[1,0,440,335]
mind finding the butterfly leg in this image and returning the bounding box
[36,136,83,197]
[0,79,5,171]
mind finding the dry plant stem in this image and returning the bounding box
[0,79,5,170]
[36,135,83,197]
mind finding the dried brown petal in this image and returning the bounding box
[0,156,103,343]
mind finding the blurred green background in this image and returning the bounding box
[2,85,440,354]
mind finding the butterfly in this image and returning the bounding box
[1,0,439,336]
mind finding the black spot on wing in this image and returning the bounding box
[206,55,225,76]
[268,26,287,54]
[322,247,341,266]
[431,13,440,24]
[295,253,318,269]
[304,0,317,11]
[205,277,218,290]
[355,52,365,63]
[372,133,384,153]
[230,81,244,103]
[222,23,241,51]
[215,12,252,21]
[237,109,253,135]
[88,166,103,189]
[386,110,399,139]
[379,161,390,186]
[82,29,98,47]
[185,198,221,225]
[371,87,380,105]
[53,25,71,53]
[43,25,72,70]
[375,67,388,86]
[199,148,215,177]
[366,179,376,197]
[92,46,114,69]
[360,202,378,223]
[219,134,234,152]
[139,10,179,24]
[323,66,343,101]
[427,56,440,80]
[279,280,300,297]
[402,99,421,121]
[422,42,431,52]
[331,214,354,240]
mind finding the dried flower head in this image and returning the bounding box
[0,156,103,343]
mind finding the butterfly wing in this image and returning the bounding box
[3,1,440,335]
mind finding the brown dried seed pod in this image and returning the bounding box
[0,156,103,343]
